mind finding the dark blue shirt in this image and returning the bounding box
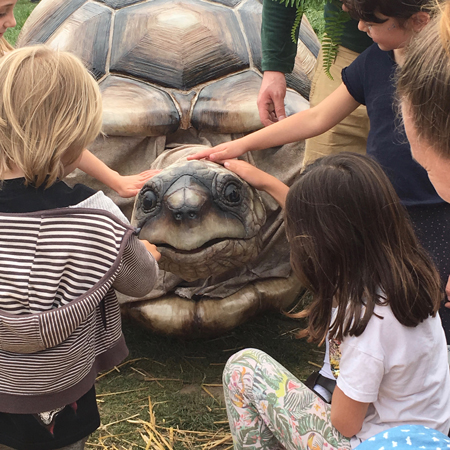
[342,43,443,207]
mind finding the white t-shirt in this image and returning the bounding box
[335,303,450,448]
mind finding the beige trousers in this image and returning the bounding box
[303,45,369,166]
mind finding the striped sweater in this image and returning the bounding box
[0,193,157,414]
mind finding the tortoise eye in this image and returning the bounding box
[142,189,158,212]
[224,183,241,204]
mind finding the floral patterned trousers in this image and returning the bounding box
[223,348,351,450]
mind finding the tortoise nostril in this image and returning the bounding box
[173,210,198,221]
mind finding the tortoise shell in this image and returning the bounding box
[18,0,319,136]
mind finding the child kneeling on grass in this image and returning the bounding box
[221,153,450,450]
[0,45,160,450]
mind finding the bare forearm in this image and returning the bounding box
[330,386,369,438]
[188,84,360,162]
[223,159,288,207]
[237,83,360,153]
[78,149,120,188]
[77,149,158,197]
[261,174,289,207]
[238,108,325,152]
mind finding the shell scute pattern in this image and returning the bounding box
[18,0,318,136]
[110,0,250,90]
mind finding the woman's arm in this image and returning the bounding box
[188,83,360,161]
[77,149,159,198]
[330,386,369,438]
[223,159,289,207]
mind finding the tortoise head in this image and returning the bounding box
[131,159,266,282]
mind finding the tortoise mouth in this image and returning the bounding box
[156,237,236,255]
[156,236,261,282]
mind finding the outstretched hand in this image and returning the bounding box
[257,71,287,127]
[223,159,289,207]
[77,150,161,198]
[222,159,271,191]
[113,169,161,198]
[187,139,249,162]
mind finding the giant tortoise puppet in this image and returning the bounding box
[18,0,320,337]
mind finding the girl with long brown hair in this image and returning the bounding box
[221,153,450,450]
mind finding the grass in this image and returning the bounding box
[8,2,326,448]
[90,312,323,449]
[305,5,326,39]
[4,0,37,45]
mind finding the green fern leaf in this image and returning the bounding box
[278,0,302,8]
[291,6,305,42]
[322,7,349,79]
[272,0,350,79]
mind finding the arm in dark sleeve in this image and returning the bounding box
[341,48,369,105]
[261,0,299,73]
[113,235,159,298]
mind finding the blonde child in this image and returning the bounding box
[0,45,160,450]
[0,0,155,199]
[221,153,450,450]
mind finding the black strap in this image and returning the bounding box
[315,373,336,394]
[304,371,336,403]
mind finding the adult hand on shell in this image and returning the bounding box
[257,71,287,126]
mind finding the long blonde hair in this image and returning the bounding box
[439,0,450,50]
[397,6,450,158]
[0,45,102,187]
[0,36,13,57]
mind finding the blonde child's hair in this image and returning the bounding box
[0,45,102,187]
[0,37,13,57]
[439,0,450,51]
[397,7,450,159]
